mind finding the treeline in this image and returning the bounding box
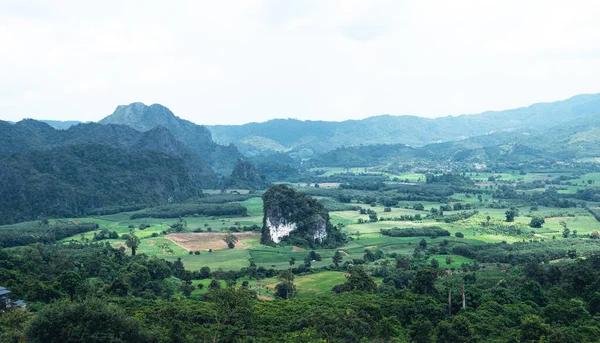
[452,239,600,265]
[381,226,450,238]
[130,203,248,219]
[0,221,98,248]
[0,144,204,225]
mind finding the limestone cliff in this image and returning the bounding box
[261,185,345,248]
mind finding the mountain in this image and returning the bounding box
[421,113,600,163]
[222,159,268,190]
[100,103,242,174]
[0,119,219,224]
[0,143,204,225]
[208,93,600,158]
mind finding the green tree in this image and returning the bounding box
[409,318,434,343]
[505,209,518,222]
[436,315,476,343]
[125,229,140,256]
[59,271,83,301]
[303,255,312,268]
[275,270,296,299]
[529,215,545,228]
[223,233,239,249]
[411,267,438,295]
[199,266,211,279]
[519,315,550,342]
[26,298,147,343]
[445,255,453,266]
[419,239,427,250]
[209,279,221,291]
[335,265,377,293]
[332,251,343,267]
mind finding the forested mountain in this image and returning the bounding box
[422,113,600,163]
[100,102,242,174]
[0,120,217,224]
[221,159,268,190]
[208,93,600,157]
[0,144,204,224]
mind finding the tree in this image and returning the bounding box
[455,232,464,238]
[411,267,438,295]
[289,256,295,269]
[223,233,238,249]
[335,265,377,293]
[445,255,453,266]
[332,251,343,267]
[419,239,427,250]
[26,298,147,343]
[409,318,434,343]
[436,315,476,343]
[364,249,376,262]
[562,227,571,238]
[303,255,312,268]
[505,209,518,222]
[199,266,211,279]
[59,271,83,301]
[529,215,545,228]
[430,258,439,268]
[519,315,551,342]
[309,250,321,261]
[125,229,140,256]
[275,270,296,299]
[209,279,221,290]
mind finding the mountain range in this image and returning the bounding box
[207,93,600,158]
[3,93,600,223]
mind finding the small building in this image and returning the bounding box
[0,286,26,310]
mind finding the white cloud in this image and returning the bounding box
[1,0,600,125]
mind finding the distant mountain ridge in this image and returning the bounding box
[100,102,242,174]
[207,93,600,158]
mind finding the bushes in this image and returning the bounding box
[381,226,450,238]
[0,222,99,247]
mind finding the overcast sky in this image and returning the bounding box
[2,0,600,125]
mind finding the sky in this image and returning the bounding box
[2,0,600,125]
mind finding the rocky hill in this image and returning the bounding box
[222,159,267,190]
[261,185,345,248]
[100,103,242,174]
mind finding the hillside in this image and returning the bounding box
[422,113,600,163]
[100,103,242,174]
[208,93,600,157]
[0,120,219,224]
[0,144,204,225]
